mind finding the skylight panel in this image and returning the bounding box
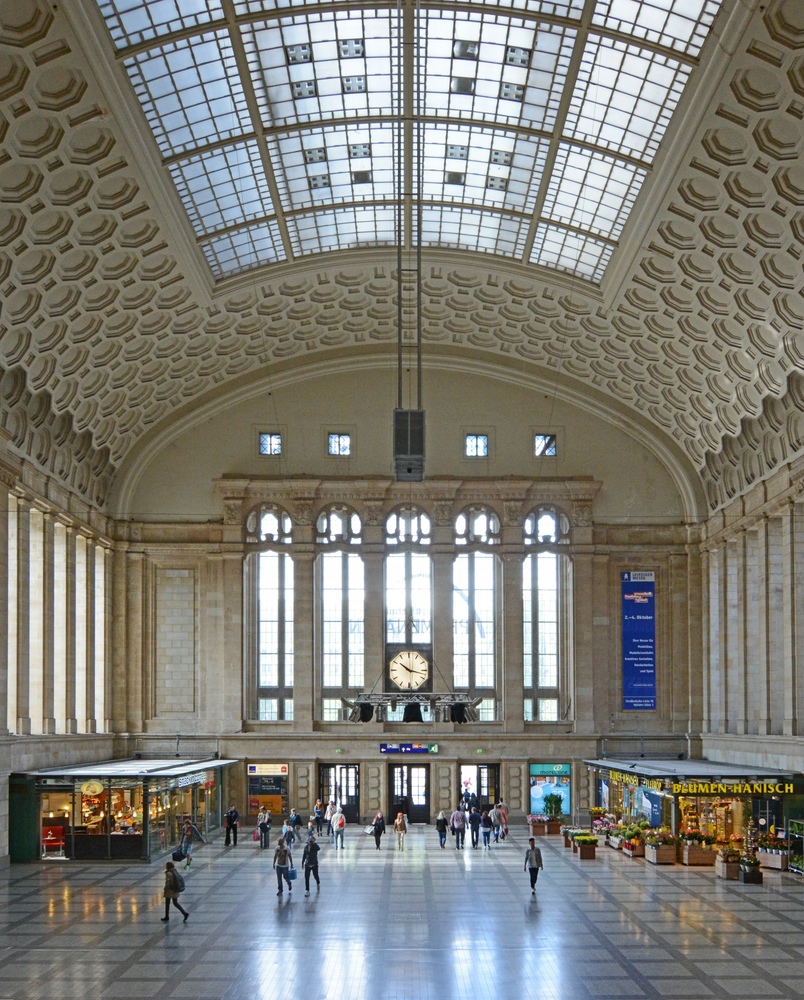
[97,0,223,49]
[168,142,273,236]
[124,32,251,157]
[541,145,646,241]
[287,206,397,256]
[530,224,613,282]
[268,124,395,212]
[567,35,689,161]
[202,222,286,279]
[418,206,527,257]
[593,0,722,58]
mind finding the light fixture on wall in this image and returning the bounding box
[393,0,425,482]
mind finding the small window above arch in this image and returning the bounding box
[385,506,431,545]
[523,505,570,546]
[246,503,293,544]
[316,504,362,544]
[455,505,500,545]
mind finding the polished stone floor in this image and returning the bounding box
[1,827,803,1000]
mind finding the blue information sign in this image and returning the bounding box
[622,571,656,710]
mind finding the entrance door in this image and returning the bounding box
[459,764,499,812]
[319,764,360,825]
[389,763,430,824]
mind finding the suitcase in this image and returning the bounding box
[172,851,186,862]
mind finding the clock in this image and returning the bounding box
[388,649,430,691]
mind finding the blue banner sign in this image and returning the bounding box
[622,571,656,710]
[380,743,438,754]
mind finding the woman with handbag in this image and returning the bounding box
[372,811,386,850]
[273,837,294,896]
[393,812,407,852]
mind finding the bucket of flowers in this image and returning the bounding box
[645,830,677,865]
[738,853,763,884]
[715,840,742,880]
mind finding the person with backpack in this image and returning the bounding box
[257,807,271,850]
[161,861,189,922]
[332,806,346,849]
[450,805,466,849]
[468,806,482,849]
[302,834,321,895]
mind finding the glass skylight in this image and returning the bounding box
[95,0,723,284]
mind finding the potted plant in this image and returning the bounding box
[542,793,564,834]
[645,830,677,865]
[528,813,549,837]
[608,824,627,850]
[757,836,788,870]
[622,825,645,858]
[680,828,715,866]
[738,854,763,884]
[715,843,741,880]
[573,834,598,860]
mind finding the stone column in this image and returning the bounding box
[0,459,15,736]
[220,551,245,731]
[42,512,56,735]
[125,550,147,733]
[431,543,454,694]
[292,546,315,729]
[362,545,384,726]
[15,497,31,735]
[84,539,97,734]
[65,526,77,733]
[500,551,524,732]
[781,498,804,736]
[110,539,128,733]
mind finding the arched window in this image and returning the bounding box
[385,506,432,721]
[247,504,294,722]
[523,506,571,722]
[317,505,364,721]
[453,506,500,719]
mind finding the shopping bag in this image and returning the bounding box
[364,825,375,835]
[288,867,298,881]
[253,830,259,841]
[172,851,186,862]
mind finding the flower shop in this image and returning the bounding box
[582,758,804,875]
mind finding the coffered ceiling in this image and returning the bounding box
[1,0,803,514]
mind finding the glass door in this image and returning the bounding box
[319,764,360,824]
[459,764,499,813]
[389,764,430,824]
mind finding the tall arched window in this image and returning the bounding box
[454,505,500,719]
[317,505,364,721]
[523,506,571,722]
[385,507,432,721]
[248,504,294,722]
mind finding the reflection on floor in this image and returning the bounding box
[2,826,804,999]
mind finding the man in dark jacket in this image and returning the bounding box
[302,834,321,895]
[224,804,239,846]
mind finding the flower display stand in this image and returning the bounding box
[577,844,596,860]
[563,834,573,848]
[758,850,788,870]
[622,840,645,858]
[715,857,739,880]
[738,867,763,884]
[681,843,715,866]
[608,835,623,850]
[645,844,676,865]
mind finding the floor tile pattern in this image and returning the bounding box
[1,829,803,999]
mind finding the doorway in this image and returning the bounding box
[319,764,360,825]
[459,764,499,813]
[389,763,430,824]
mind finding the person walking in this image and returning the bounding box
[480,810,493,849]
[372,811,386,850]
[468,806,482,849]
[524,838,544,895]
[179,818,206,869]
[450,805,466,849]
[160,862,189,922]
[489,803,503,844]
[257,807,271,850]
[393,812,407,852]
[498,801,509,841]
[314,799,324,835]
[273,837,294,896]
[224,804,239,846]
[332,806,346,849]
[435,810,449,849]
[302,834,321,895]
[289,808,303,842]
[325,800,336,837]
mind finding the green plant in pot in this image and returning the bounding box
[543,793,563,821]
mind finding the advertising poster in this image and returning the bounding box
[622,571,656,710]
[529,763,571,816]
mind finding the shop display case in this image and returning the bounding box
[788,819,804,874]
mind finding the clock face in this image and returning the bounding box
[388,649,430,690]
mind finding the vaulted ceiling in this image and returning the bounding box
[1,0,803,514]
